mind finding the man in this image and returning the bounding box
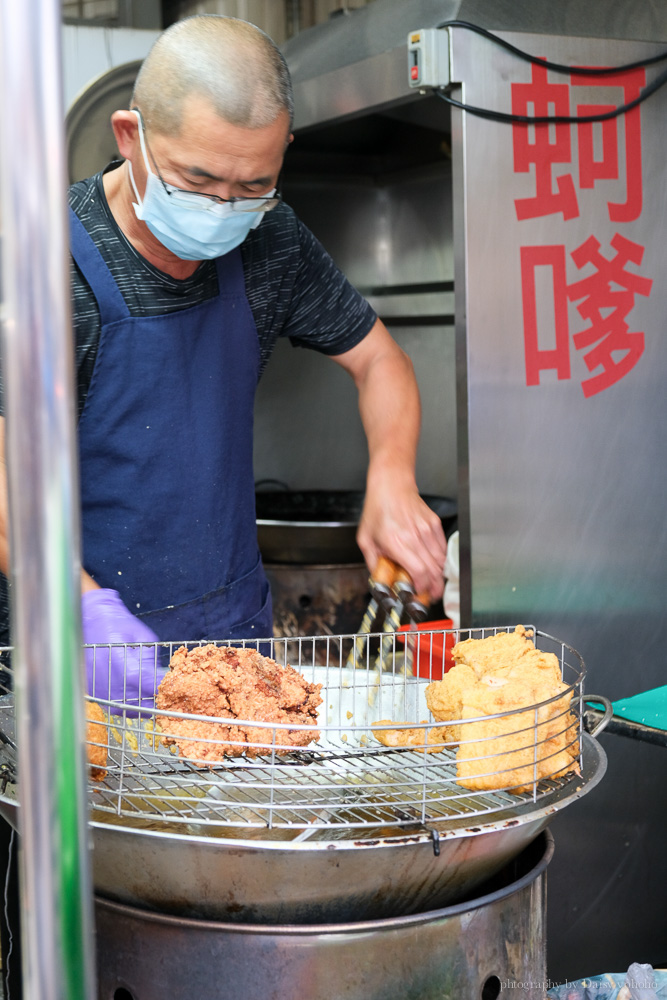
[0,18,447,990]
[2,13,445,700]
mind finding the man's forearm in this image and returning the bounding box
[358,344,422,491]
[331,319,447,598]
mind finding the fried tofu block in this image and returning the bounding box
[456,675,578,793]
[372,720,448,753]
[86,700,108,780]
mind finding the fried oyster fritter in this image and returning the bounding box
[424,626,580,793]
[425,663,477,743]
[156,644,323,765]
[456,674,578,793]
[451,623,563,681]
[372,720,448,753]
[86,700,108,780]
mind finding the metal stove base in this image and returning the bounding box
[95,830,553,1000]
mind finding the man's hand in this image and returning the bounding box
[357,477,447,602]
[82,588,164,709]
[331,319,447,602]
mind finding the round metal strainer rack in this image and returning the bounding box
[0,625,612,841]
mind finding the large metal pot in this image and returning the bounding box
[83,732,604,925]
[95,831,554,1000]
[255,488,458,564]
[0,730,606,925]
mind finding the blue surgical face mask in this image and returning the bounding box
[128,111,273,261]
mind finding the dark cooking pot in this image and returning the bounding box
[255,488,458,565]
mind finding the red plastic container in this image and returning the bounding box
[397,619,456,678]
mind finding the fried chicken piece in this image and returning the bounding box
[86,700,108,780]
[156,644,323,765]
[456,674,579,793]
[372,720,447,753]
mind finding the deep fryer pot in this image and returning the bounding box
[255,488,458,564]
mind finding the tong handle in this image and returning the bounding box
[372,556,399,588]
[371,558,430,621]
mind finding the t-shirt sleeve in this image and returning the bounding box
[282,218,377,355]
[243,205,377,371]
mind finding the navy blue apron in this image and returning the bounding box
[69,207,272,643]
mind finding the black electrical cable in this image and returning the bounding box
[436,20,667,75]
[433,19,667,125]
[435,66,667,124]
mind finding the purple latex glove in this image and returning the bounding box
[82,588,164,709]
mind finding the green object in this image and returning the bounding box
[610,685,667,732]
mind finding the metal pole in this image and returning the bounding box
[0,3,95,999]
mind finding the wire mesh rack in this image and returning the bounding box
[0,625,591,840]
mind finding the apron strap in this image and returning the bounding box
[70,205,244,322]
[214,244,244,288]
[68,206,130,327]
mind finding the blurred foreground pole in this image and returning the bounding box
[0,2,96,999]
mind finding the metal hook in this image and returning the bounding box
[583,694,613,737]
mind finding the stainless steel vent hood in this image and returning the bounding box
[283,0,667,129]
[285,0,667,75]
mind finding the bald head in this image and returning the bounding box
[131,15,293,137]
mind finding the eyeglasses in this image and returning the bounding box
[133,108,281,214]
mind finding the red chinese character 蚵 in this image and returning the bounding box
[567,233,652,397]
[576,102,618,188]
[521,245,571,384]
[572,67,645,222]
[512,62,579,221]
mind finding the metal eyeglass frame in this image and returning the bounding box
[132,107,281,214]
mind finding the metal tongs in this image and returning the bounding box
[347,556,430,670]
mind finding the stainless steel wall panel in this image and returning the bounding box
[253,324,457,498]
[449,27,667,681]
[253,165,457,498]
[449,26,667,979]
[290,165,453,289]
[283,0,667,87]
[254,338,368,491]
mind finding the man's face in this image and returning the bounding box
[133,93,291,204]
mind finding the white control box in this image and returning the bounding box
[407,27,451,89]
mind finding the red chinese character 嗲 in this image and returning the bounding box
[521,245,571,384]
[521,234,651,396]
[567,233,651,397]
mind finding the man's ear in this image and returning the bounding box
[110,110,139,160]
